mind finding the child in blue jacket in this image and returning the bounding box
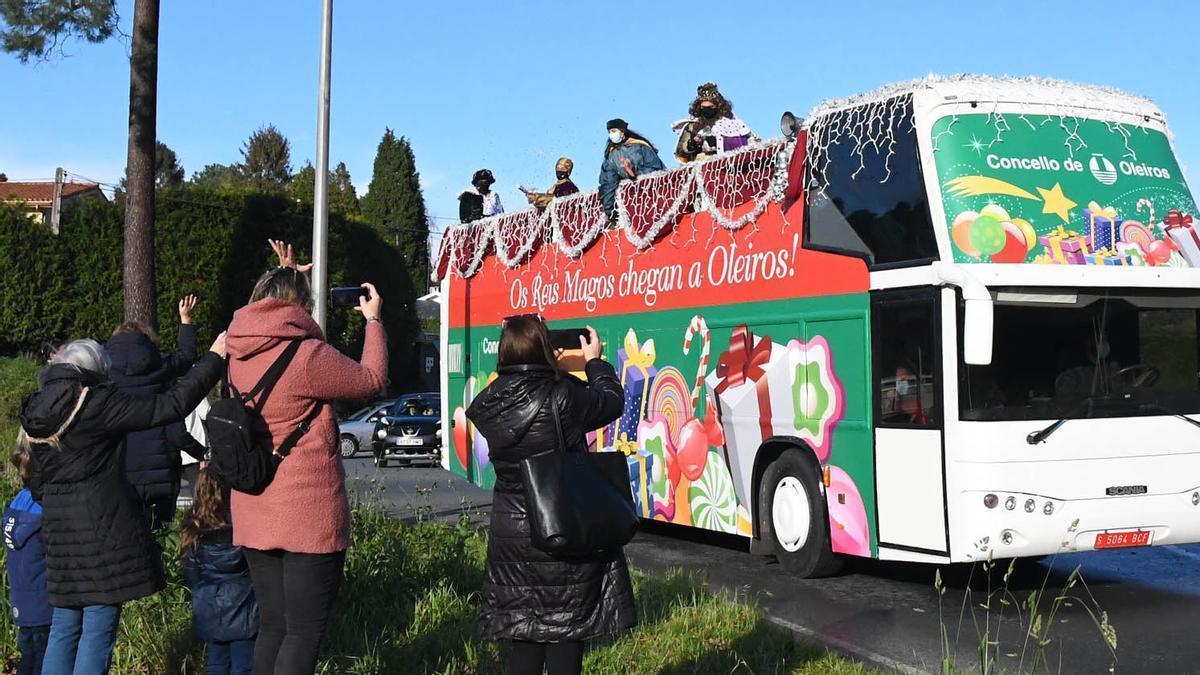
[4,447,52,675]
[181,467,259,675]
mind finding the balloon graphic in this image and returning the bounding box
[991,221,1029,263]
[969,215,1006,257]
[452,407,469,470]
[1012,218,1038,252]
[951,211,980,257]
[826,466,870,556]
[979,204,1011,222]
[472,426,491,471]
[1146,239,1173,265]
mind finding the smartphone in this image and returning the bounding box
[330,286,367,307]
[549,328,590,351]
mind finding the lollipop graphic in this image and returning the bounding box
[647,366,692,447]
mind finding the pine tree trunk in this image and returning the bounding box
[123,0,160,328]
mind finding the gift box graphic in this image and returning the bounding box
[624,448,655,518]
[1038,226,1090,264]
[611,329,657,444]
[1083,201,1122,253]
[1084,249,1130,266]
[704,325,793,511]
[1164,210,1200,267]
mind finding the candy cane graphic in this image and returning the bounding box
[1137,198,1156,229]
[683,315,710,410]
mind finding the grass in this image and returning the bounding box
[0,355,869,674]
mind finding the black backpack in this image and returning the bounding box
[204,339,322,495]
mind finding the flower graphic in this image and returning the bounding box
[785,336,845,463]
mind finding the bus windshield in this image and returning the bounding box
[959,290,1200,421]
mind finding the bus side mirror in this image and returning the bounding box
[962,297,994,366]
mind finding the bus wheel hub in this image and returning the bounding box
[773,476,812,552]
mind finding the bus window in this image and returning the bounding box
[960,291,1200,422]
[804,96,939,268]
[874,293,939,427]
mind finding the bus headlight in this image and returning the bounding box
[1193,492,1199,506]
[1024,499,1036,513]
[1043,501,1055,516]
[1004,496,1016,511]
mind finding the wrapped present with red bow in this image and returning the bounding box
[1163,210,1199,267]
[704,325,792,511]
[1037,226,1090,264]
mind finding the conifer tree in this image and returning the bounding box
[362,130,430,292]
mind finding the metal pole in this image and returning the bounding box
[311,0,333,330]
[51,166,64,235]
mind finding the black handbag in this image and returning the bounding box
[520,383,638,556]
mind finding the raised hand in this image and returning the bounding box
[356,282,382,321]
[580,326,602,361]
[269,239,314,273]
[178,294,198,325]
[209,331,228,357]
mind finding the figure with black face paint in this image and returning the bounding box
[598,118,665,220]
[520,157,580,210]
[673,82,756,163]
[459,168,505,223]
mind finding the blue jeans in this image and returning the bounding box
[207,639,255,675]
[42,605,122,675]
[17,625,51,675]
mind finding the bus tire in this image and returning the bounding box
[759,450,842,578]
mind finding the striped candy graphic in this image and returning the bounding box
[683,315,710,410]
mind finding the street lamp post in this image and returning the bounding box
[312,0,334,330]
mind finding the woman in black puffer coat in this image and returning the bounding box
[18,335,225,674]
[467,317,636,675]
[106,295,207,529]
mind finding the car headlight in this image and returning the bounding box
[435,429,442,438]
[375,429,387,440]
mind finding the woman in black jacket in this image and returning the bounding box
[466,317,636,675]
[17,335,226,674]
[106,294,207,529]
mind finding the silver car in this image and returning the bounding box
[337,399,395,458]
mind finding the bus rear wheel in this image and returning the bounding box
[759,450,842,578]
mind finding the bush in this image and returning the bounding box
[0,189,421,390]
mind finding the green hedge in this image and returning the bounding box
[0,189,420,390]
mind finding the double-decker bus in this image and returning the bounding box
[435,75,1200,576]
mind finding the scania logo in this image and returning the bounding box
[1106,485,1147,496]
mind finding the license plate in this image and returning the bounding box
[395,438,423,446]
[1095,530,1152,549]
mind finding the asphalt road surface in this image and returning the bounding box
[346,459,1196,674]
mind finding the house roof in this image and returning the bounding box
[0,181,105,205]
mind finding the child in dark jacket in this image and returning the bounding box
[4,447,52,675]
[182,468,259,675]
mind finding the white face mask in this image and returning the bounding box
[608,130,625,144]
[895,379,910,396]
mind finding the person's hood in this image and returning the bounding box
[106,331,162,377]
[19,364,102,439]
[227,298,324,360]
[465,365,556,448]
[192,540,247,575]
[3,490,43,550]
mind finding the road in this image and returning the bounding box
[344,458,1197,674]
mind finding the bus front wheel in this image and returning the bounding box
[759,451,842,578]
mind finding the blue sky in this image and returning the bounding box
[2,0,1197,238]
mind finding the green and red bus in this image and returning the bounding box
[436,75,1200,576]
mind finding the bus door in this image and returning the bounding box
[871,288,949,557]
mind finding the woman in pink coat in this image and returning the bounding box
[225,241,387,674]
